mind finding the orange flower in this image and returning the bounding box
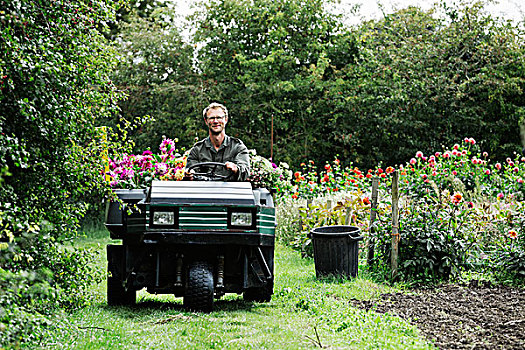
[363,197,371,205]
[509,230,518,239]
[452,192,462,204]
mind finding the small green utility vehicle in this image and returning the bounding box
[104,163,275,312]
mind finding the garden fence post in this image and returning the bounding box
[299,199,313,233]
[391,171,400,280]
[345,207,352,226]
[367,177,379,265]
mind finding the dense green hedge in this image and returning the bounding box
[0,0,123,345]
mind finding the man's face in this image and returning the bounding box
[205,108,227,135]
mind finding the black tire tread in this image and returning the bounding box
[184,261,214,312]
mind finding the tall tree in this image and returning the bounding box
[112,7,205,153]
[191,0,358,165]
[329,2,525,167]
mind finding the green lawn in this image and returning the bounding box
[36,234,435,349]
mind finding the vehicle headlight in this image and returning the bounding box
[230,211,253,227]
[152,211,175,225]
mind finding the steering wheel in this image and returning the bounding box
[186,162,234,181]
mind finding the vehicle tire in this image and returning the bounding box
[243,281,273,303]
[183,261,214,312]
[107,276,136,306]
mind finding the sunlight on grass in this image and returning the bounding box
[39,234,435,350]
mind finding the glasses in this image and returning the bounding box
[207,115,225,121]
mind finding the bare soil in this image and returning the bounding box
[353,281,525,349]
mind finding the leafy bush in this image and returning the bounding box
[0,0,123,346]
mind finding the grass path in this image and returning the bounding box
[36,235,435,349]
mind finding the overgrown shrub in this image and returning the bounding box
[0,0,123,346]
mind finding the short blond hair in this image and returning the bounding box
[202,102,228,119]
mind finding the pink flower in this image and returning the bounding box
[435,152,441,158]
[410,158,417,165]
[518,178,524,184]
[506,157,512,163]
[495,163,502,170]
[155,163,168,175]
[469,138,476,144]
[416,151,424,158]
[484,169,490,175]
[453,144,460,150]
[513,167,519,172]
[497,192,504,200]
[482,152,488,158]
[464,137,469,143]
[452,170,457,176]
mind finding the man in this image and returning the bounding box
[185,102,250,181]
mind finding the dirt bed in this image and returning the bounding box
[353,281,525,349]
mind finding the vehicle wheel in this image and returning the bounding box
[184,261,214,312]
[243,281,273,303]
[107,276,136,306]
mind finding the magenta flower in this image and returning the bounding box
[497,192,504,200]
[160,138,176,154]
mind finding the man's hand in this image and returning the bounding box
[224,162,238,173]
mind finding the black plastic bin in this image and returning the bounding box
[310,225,363,278]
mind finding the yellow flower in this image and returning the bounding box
[174,168,185,180]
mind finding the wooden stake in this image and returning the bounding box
[345,207,352,226]
[391,171,400,280]
[367,177,379,265]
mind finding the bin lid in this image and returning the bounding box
[310,225,362,239]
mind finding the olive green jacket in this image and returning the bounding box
[186,135,251,181]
